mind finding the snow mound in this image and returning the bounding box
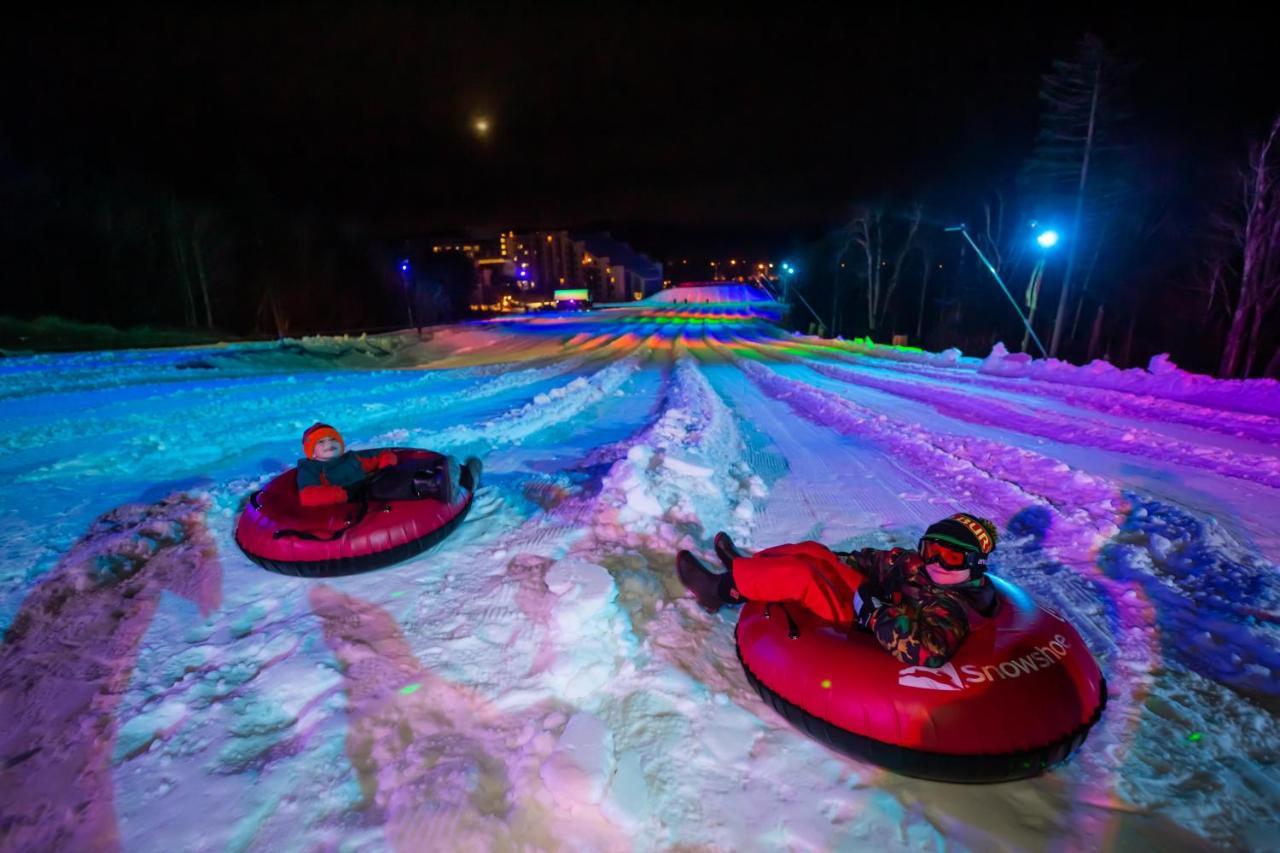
[0,494,220,853]
[1100,494,1280,696]
[644,284,776,304]
[981,342,1280,417]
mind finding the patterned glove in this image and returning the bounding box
[852,582,884,630]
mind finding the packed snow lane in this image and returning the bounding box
[0,305,1277,851]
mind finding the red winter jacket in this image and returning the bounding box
[296,450,398,507]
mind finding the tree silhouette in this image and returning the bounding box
[1024,33,1134,358]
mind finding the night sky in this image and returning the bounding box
[2,7,1274,258]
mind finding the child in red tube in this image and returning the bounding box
[676,513,999,668]
[295,423,400,507]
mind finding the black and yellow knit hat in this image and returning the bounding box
[922,513,999,556]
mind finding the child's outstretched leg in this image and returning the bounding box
[731,547,866,628]
[676,551,741,613]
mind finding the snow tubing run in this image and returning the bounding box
[735,576,1106,783]
[235,449,474,578]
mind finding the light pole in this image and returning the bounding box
[398,259,417,335]
[780,262,795,302]
[1021,228,1059,353]
[758,262,829,336]
[945,224,1050,358]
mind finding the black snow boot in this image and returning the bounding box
[713,531,749,571]
[412,461,451,503]
[459,456,482,493]
[676,550,740,613]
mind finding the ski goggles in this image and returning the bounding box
[920,538,986,577]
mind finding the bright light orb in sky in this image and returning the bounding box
[473,116,491,137]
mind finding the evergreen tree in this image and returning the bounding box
[1023,33,1134,357]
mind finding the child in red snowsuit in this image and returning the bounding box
[677,514,999,668]
[295,423,399,507]
[296,423,465,508]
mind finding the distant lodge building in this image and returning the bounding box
[417,230,663,313]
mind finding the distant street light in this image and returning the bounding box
[945,225,1049,358]
[398,258,418,335]
[758,261,826,337]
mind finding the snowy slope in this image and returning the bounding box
[1,308,1277,852]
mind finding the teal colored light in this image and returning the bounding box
[1037,230,1060,249]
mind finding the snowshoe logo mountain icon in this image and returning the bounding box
[897,662,965,691]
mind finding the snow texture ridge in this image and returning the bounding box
[0,318,1277,851]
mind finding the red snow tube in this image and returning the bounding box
[235,449,475,578]
[736,576,1106,782]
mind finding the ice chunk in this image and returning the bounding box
[114,699,188,762]
[603,750,651,829]
[539,711,615,807]
[663,456,714,479]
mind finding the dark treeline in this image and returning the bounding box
[788,36,1280,379]
[3,31,1278,377]
[0,150,469,341]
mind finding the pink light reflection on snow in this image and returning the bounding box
[0,494,221,852]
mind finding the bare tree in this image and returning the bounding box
[1021,254,1047,353]
[1216,114,1280,378]
[1024,34,1133,358]
[190,211,215,329]
[831,224,859,338]
[1266,346,1280,379]
[885,205,923,331]
[974,193,1009,277]
[850,207,883,334]
[915,244,934,343]
[166,197,218,329]
[849,204,922,334]
[167,195,198,327]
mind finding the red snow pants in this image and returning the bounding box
[732,541,869,629]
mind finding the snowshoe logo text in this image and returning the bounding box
[898,662,965,691]
[897,635,1071,690]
